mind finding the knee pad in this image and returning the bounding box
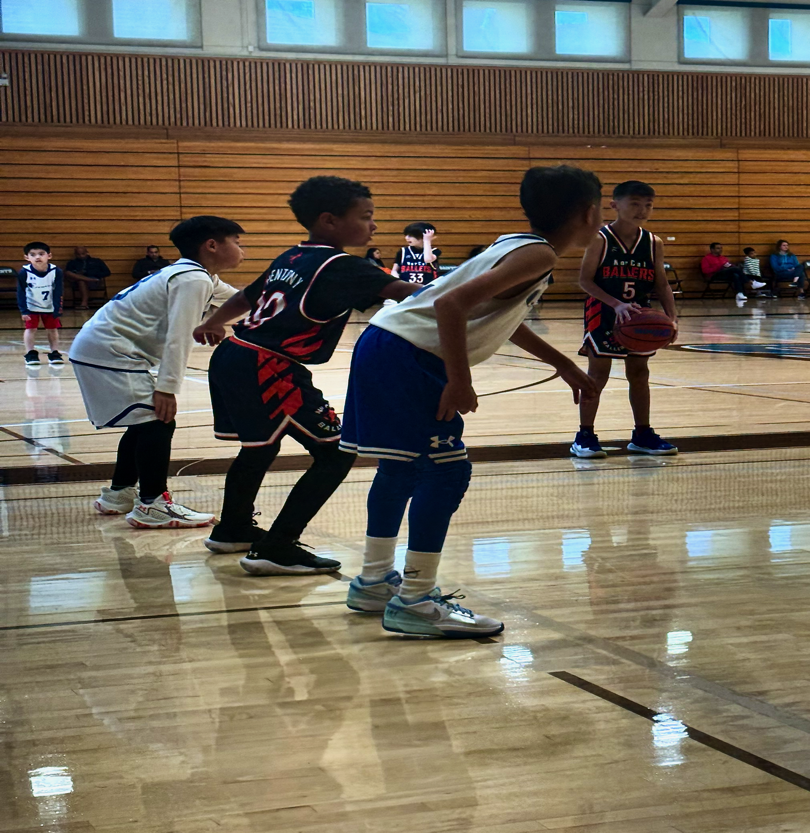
[415,457,471,514]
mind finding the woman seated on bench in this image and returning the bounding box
[769,240,807,300]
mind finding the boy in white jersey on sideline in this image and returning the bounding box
[341,165,600,638]
[69,216,243,528]
[17,241,64,367]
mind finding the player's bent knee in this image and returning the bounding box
[417,457,472,515]
[311,443,356,477]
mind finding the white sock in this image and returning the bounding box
[360,536,398,582]
[399,550,441,602]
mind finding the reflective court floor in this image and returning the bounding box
[6,450,810,830]
[4,298,810,473]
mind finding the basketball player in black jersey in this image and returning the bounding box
[571,180,679,459]
[391,222,441,285]
[192,176,416,575]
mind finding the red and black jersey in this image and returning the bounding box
[593,224,656,306]
[394,246,441,284]
[233,242,394,365]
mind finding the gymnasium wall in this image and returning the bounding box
[0,133,799,298]
[3,48,810,139]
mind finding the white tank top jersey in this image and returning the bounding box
[69,259,237,394]
[369,233,553,366]
[22,264,59,313]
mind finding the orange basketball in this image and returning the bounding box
[614,309,675,352]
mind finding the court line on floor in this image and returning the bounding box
[0,425,82,464]
[550,671,810,792]
[0,598,349,632]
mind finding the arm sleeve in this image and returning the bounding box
[305,256,398,319]
[16,270,28,314]
[64,260,77,275]
[769,255,780,272]
[155,277,213,394]
[132,260,147,281]
[52,269,64,316]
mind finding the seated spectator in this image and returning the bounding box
[65,246,111,310]
[365,247,387,271]
[770,240,807,300]
[132,245,170,281]
[742,247,770,297]
[701,243,753,302]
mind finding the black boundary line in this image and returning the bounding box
[550,671,810,793]
[0,424,83,464]
[0,598,349,632]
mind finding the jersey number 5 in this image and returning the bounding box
[248,290,286,328]
[622,281,636,300]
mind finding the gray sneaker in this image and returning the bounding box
[383,588,504,638]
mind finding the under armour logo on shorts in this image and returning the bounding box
[430,435,456,448]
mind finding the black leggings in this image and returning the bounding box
[219,442,355,541]
[111,420,176,502]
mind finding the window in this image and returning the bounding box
[265,0,338,45]
[682,8,749,61]
[769,12,810,62]
[462,0,529,53]
[112,0,188,41]
[0,0,80,36]
[366,0,435,50]
[554,2,627,58]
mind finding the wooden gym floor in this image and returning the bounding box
[4,299,810,831]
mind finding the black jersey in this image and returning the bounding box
[593,225,656,305]
[234,243,394,364]
[394,246,441,284]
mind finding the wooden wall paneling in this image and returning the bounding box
[6,48,810,139]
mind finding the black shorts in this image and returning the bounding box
[209,337,341,449]
[578,299,655,358]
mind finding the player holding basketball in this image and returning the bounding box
[570,180,678,459]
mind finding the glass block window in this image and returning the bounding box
[0,0,80,36]
[112,0,188,40]
[554,2,627,58]
[682,8,749,61]
[462,0,529,53]
[265,0,339,46]
[366,0,435,50]
[769,12,810,63]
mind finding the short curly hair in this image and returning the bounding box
[288,176,373,230]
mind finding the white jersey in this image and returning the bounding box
[69,259,238,395]
[370,233,553,366]
[21,264,60,313]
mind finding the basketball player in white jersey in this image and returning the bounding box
[18,241,64,366]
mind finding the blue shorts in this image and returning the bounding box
[340,325,467,464]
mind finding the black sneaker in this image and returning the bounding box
[204,518,267,554]
[47,350,64,365]
[240,539,342,576]
[24,350,40,366]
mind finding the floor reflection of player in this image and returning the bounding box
[24,367,69,460]
[582,510,680,618]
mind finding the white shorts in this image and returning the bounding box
[71,361,157,428]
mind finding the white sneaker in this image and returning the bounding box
[383,587,504,638]
[735,293,747,301]
[94,485,139,515]
[750,280,766,289]
[126,491,214,529]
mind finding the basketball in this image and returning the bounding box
[614,309,676,352]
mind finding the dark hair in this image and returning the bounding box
[710,242,722,249]
[744,247,756,255]
[520,165,602,235]
[24,241,50,254]
[365,247,385,266]
[169,216,244,260]
[404,222,435,238]
[468,245,487,259]
[613,180,656,200]
[147,244,160,250]
[776,239,790,250]
[288,176,372,229]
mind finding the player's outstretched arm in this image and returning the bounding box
[434,243,556,420]
[509,324,598,404]
[579,234,641,323]
[193,290,253,346]
[652,236,678,341]
[378,280,418,302]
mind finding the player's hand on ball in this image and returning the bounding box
[153,391,177,424]
[558,362,598,405]
[193,322,227,346]
[614,302,642,323]
[437,381,478,420]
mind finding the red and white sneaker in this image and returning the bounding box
[94,486,139,515]
[126,491,214,529]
